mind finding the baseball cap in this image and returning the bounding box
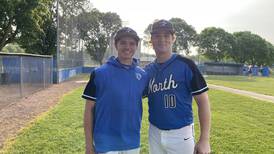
[114,27,140,45]
[151,19,175,34]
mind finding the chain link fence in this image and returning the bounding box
[55,0,98,82]
[57,1,84,69]
[0,53,53,109]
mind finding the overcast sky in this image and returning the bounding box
[91,0,274,53]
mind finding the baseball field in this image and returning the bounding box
[1,76,274,154]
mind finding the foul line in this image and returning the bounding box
[208,84,274,103]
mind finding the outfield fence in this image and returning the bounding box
[203,62,243,75]
[0,52,53,109]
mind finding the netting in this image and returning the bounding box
[56,1,98,69]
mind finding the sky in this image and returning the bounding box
[90,0,274,53]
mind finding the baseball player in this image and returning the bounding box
[82,27,147,154]
[144,19,211,154]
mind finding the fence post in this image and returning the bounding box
[20,56,23,97]
[51,57,53,84]
[56,0,60,83]
[43,58,46,88]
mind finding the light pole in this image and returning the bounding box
[56,0,60,83]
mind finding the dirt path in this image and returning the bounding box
[0,77,86,149]
[209,84,274,103]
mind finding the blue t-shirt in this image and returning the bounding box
[82,56,148,153]
[145,54,208,130]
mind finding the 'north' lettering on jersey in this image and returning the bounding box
[148,74,178,94]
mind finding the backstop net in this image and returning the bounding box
[56,1,98,70]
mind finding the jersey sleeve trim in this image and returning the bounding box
[82,94,96,101]
[176,55,208,95]
[82,70,97,101]
[192,86,209,95]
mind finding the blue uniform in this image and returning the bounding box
[82,56,147,153]
[145,54,208,130]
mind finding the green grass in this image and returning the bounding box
[140,98,149,154]
[68,73,90,81]
[201,90,274,154]
[1,88,274,153]
[206,75,274,96]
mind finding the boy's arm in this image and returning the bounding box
[84,100,96,154]
[194,92,211,154]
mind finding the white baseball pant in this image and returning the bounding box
[149,123,195,154]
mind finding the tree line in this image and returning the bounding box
[1,0,274,66]
[144,18,274,66]
[0,0,122,65]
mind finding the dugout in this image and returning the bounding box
[0,52,53,99]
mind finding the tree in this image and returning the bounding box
[1,43,25,53]
[143,18,197,55]
[77,9,122,64]
[265,42,274,65]
[58,0,90,48]
[0,0,42,51]
[232,31,273,65]
[169,18,197,54]
[197,27,235,62]
[18,0,92,57]
[59,0,90,16]
[142,23,152,49]
[101,12,122,41]
[18,0,56,55]
[0,0,61,55]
